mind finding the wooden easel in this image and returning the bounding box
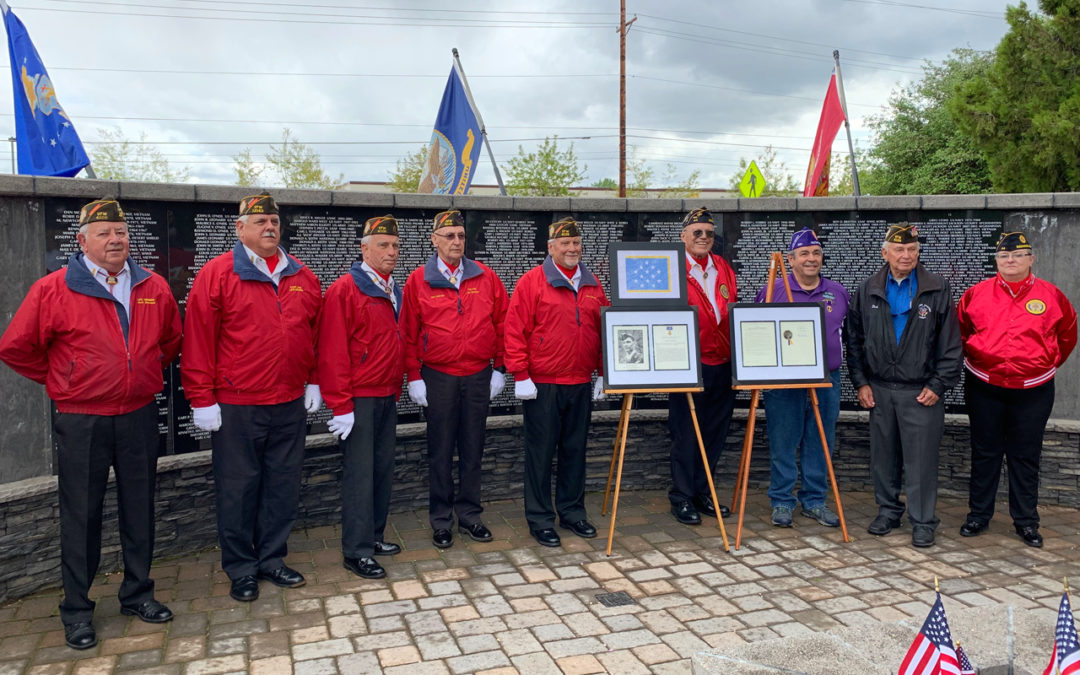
[601,388,730,556]
[730,252,850,549]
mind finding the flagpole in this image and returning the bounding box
[452,48,506,196]
[832,50,860,197]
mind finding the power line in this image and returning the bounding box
[169,0,615,16]
[45,66,616,79]
[835,0,1002,19]
[630,75,883,109]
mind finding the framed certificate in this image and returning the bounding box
[602,308,702,390]
[728,303,829,386]
[607,242,687,307]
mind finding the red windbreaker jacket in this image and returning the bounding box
[318,263,405,414]
[181,242,322,407]
[400,255,508,380]
[504,257,609,385]
[687,252,738,365]
[957,274,1077,389]
[0,254,182,415]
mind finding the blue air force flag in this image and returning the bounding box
[1,0,89,176]
[418,66,482,195]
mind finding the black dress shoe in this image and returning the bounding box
[912,525,935,548]
[374,541,401,556]
[671,501,701,525]
[531,527,561,547]
[432,528,453,549]
[867,514,902,536]
[344,556,386,579]
[64,621,97,650]
[959,518,989,537]
[693,497,731,518]
[121,599,173,623]
[459,522,493,542]
[257,565,306,588]
[559,519,597,538]
[1016,524,1043,548]
[229,575,259,602]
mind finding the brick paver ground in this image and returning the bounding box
[2,489,1079,674]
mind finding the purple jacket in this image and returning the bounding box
[754,273,850,371]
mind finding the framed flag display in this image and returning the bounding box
[607,242,687,307]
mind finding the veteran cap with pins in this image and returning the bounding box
[682,206,714,227]
[789,227,822,251]
[996,231,1032,252]
[433,210,464,231]
[239,192,279,216]
[364,215,399,237]
[549,216,581,239]
[884,222,919,245]
[78,198,125,225]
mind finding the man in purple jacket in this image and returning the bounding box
[755,228,850,528]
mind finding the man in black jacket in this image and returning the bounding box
[845,223,962,548]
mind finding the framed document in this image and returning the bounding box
[602,307,702,390]
[728,302,829,386]
[608,242,687,307]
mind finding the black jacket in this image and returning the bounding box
[845,262,962,395]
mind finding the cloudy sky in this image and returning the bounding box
[0,0,1012,190]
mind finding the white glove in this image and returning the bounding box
[489,370,506,400]
[192,404,222,432]
[409,379,428,407]
[304,384,322,413]
[592,377,606,401]
[514,377,538,400]
[327,412,354,441]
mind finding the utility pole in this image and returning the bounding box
[617,1,636,198]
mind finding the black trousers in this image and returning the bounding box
[212,397,306,580]
[965,372,1055,527]
[668,362,735,506]
[53,402,159,625]
[868,382,944,528]
[341,396,397,559]
[522,382,591,531]
[422,365,490,530]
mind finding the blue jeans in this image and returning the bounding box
[763,369,841,509]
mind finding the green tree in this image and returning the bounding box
[386,144,429,193]
[264,128,344,190]
[503,136,587,196]
[591,177,618,189]
[232,148,263,187]
[90,127,190,183]
[860,49,993,195]
[950,1,1080,192]
[657,163,701,198]
[729,146,799,196]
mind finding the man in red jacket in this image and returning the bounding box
[182,192,323,602]
[401,209,509,549]
[0,198,182,650]
[505,217,610,547]
[669,207,738,526]
[319,215,405,579]
[956,231,1077,547]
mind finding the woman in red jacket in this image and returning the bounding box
[956,231,1077,548]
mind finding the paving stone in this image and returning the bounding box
[554,653,606,674]
[446,649,510,674]
[544,636,605,659]
[596,649,651,674]
[510,651,562,674]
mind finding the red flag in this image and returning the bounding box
[803,70,846,197]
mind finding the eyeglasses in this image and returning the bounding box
[435,232,467,241]
[689,228,715,240]
[995,251,1032,261]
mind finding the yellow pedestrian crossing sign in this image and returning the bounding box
[740,161,766,198]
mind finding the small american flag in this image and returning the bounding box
[625,257,669,292]
[900,593,961,675]
[1043,592,1080,675]
[956,643,976,675]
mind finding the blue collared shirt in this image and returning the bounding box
[885,272,918,344]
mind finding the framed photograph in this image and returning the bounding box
[608,242,687,307]
[729,302,829,386]
[602,307,702,390]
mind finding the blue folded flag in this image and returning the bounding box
[418,66,482,195]
[2,1,90,176]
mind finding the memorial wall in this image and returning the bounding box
[2,178,1079,483]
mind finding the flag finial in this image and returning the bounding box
[934,576,940,593]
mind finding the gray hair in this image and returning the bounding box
[881,240,920,252]
[361,235,371,246]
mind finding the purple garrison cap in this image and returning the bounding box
[788,228,822,251]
